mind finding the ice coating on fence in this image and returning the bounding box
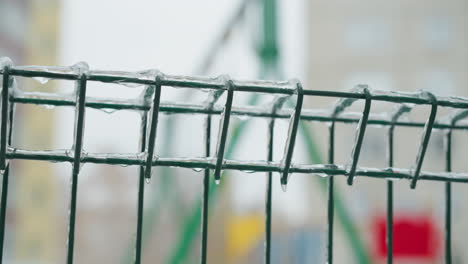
[2,49,468,264]
[331,84,369,116]
[1,60,468,187]
[410,91,438,189]
[0,57,12,68]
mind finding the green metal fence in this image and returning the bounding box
[1,57,466,263]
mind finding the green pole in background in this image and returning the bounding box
[166,0,372,263]
[257,0,370,262]
[259,0,280,78]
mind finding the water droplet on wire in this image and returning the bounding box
[281,183,287,192]
[41,104,55,110]
[100,108,117,114]
[32,76,50,84]
[234,115,252,122]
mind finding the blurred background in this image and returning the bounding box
[1,0,468,263]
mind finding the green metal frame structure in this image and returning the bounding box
[171,0,371,263]
[0,1,462,264]
[0,57,466,264]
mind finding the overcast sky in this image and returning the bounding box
[57,0,311,224]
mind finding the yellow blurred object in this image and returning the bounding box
[16,0,60,262]
[227,213,264,262]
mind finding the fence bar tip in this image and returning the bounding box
[410,91,438,189]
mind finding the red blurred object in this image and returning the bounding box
[373,214,440,260]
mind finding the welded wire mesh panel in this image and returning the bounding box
[1,57,467,263]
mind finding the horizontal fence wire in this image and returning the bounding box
[0,58,467,263]
[2,63,468,182]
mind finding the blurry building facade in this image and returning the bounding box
[0,0,28,63]
[307,0,468,98]
[306,0,468,263]
[1,0,61,263]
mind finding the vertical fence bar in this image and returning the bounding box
[135,110,149,264]
[346,88,371,186]
[327,122,335,264]
[6,63,468,263]
[214,79,235,183]
[265,114,275,264]
[445,129,452,264]
[0,64,11,264]
[200,114,211,264]
[387,126,394,264]
[280,81,304,189]
[200,89,225,264]
[385,104,412,264]
[0,65,9,172]
[410,92,437,189]
[264,97,286,264]
[67,71,88,264]
[444,109,468,264]
[144,76,163,181]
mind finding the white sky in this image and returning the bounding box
[57,0,310,224]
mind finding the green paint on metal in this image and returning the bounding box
[259,0,279,72]
[387,128,394,264]
[134,112,147,264]
[200,114,211,264]
[214,81,235,182]
[346,88,372,185]
[327,122,335,264]
[67,74,88,264]
[410,92,438,189]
